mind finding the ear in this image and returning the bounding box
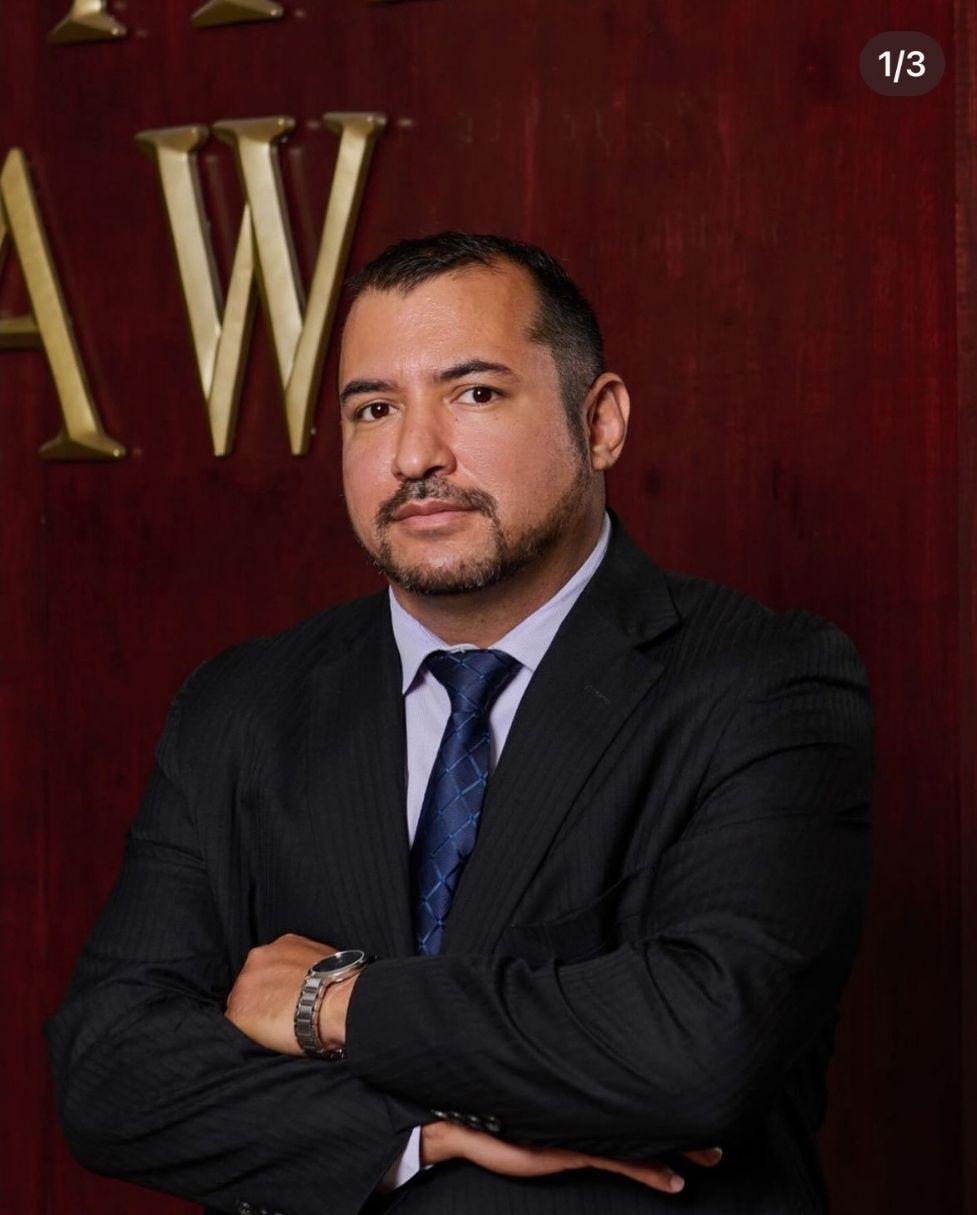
[584,373,630,471]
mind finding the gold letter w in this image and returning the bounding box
[136,113,386,456]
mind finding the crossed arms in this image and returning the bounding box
[44,622,872,1214]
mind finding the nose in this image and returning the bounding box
[391,400,456,482]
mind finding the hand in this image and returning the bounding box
[420,1120,722,1195]
[225,933,350,1055]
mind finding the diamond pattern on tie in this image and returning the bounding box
[411,648,520,955]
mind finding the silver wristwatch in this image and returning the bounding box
[293,949,374,1060]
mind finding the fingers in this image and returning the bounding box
[578,1144,723,1192]
[582,1153,687,1194]
[680,1146,723,1167]
[445,1124,711,1196]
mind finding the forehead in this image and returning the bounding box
[339,261,542,374]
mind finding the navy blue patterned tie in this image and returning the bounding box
[411,648,521,955]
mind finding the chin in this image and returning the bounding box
[388,554,505,596]
[371,535,506,594]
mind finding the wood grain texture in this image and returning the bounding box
[0,1,964,1211]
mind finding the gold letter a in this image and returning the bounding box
[0,149,125,460]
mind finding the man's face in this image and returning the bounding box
[338,261,598,596]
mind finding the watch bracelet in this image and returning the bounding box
[293,971,328,1057]
[294,961,368,1060]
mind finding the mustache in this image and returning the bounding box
[375,478,499,528]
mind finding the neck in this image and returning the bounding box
[390,508,605,648]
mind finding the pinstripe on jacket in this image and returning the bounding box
[45,510,873,1215]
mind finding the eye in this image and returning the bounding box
[457,385,501,405]
[355,400,393,422]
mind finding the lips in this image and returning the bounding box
[392,501,472,521]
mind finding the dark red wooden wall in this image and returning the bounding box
[1,1,970,1212]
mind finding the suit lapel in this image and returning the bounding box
[440,518,682,955]
[306,596,416,957]
[304,518,681,961]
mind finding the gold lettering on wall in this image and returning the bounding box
[136,113,386,456]
[53,0,410,43]
[191,0,283,29]
[0,150,125,460]
[49,0,127,44]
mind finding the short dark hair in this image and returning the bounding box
[345,232,605,425]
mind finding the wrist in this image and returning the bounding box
[420,1119,457,1167]
[316,969,359,1052]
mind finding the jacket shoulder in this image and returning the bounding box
[658,565,868,690]
[155,591,386,779]
[189,591,383,688]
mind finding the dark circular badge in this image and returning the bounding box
[860,32,945,97]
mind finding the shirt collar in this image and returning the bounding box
[389,511,612,693]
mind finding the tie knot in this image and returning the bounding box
[425,648,520,716]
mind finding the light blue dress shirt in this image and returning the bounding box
[376,511,611,1191]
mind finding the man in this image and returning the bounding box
[46,233,873,1215]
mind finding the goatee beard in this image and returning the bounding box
[355,467,590,597]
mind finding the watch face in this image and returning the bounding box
[312,949,366,974]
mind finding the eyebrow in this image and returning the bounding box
[435,359,517,384]
[339,377,395,405]
[339,359,517,406]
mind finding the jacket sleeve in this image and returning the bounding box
[343,622,873,1155]
[44,663,433,1215]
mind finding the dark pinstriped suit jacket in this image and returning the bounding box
[45,512,873,1215]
